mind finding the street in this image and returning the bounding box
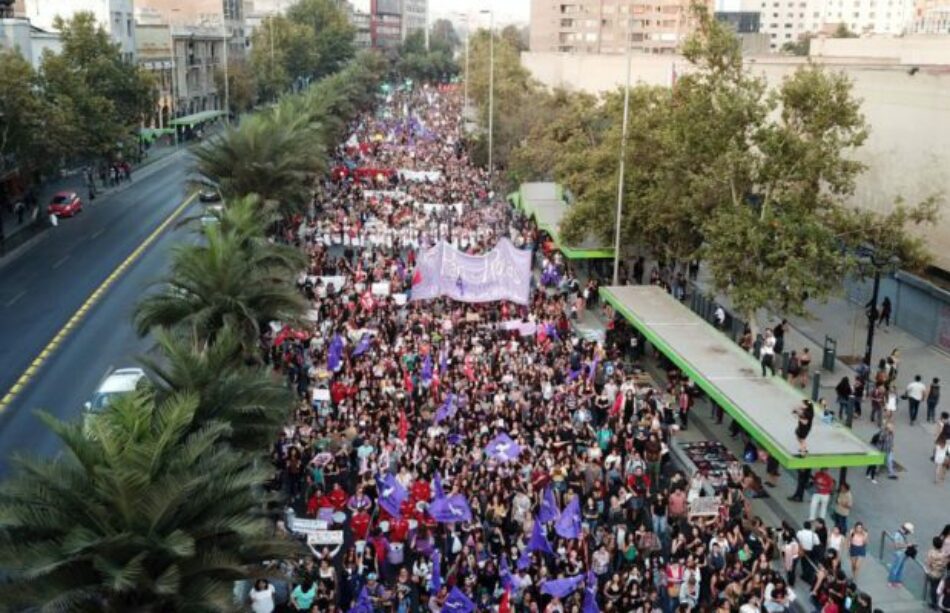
[0,152,200,477]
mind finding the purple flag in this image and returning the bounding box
[327,334,344,372]
[430,550,442,593]
[435,393,456,423]
[442,587,475,613]
[541,574,585,599]
[421,354,433,383]
[439,346,448,374]
[546,322,559,341]
[539,485,560,523]
[484,432,522,463]
[516,547,532,570]
[526,516,554,556]
[429,493,472,523]
[500,555,520,591]
[583,570,600,613]
[567,367,581,382]
[446,433,463,446]
[433,471,445,500]
[348,586,373,613]
[376,473,407,518]
[555,496,582,540]
[352,334,372,357]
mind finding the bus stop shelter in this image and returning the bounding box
[512,182,614,260]
[601,285,884,469]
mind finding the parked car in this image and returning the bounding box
[198,188,221,203]
[47,191,83,217]
[82,367,148,433]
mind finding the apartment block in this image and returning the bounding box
[22,0,136,60]
[402,0,427,40]
[530,0,712,54]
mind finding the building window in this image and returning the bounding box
[127,17,132,38]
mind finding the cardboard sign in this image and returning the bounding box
[307,530,345,546]
[371,282,391,296]
[689,496,720,517]
[313,388,331,402]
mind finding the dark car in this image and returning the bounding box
[47,191,83,217]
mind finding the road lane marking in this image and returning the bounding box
[0,192,198,414]
[3,290,26,308]
[90,228,106,240]
[52,255,70,269]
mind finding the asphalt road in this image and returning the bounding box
[0,152,201,477]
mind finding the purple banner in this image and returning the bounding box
[410,239,532,305]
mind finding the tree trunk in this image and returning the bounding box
[747,310,759,337]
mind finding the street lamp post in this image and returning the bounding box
[480,9,494,179]
[861,254,899,398]
[221,18,230,125]
[612,15,633,286]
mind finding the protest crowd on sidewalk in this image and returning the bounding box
[244,85,950,613]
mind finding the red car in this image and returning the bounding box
[47,191,83,217]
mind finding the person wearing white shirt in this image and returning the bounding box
[906,375,928,425]
[248,579,276,613]
[761,329,777,377]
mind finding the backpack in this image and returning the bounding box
[870,430,882,447]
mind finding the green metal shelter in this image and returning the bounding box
[515,182,614,260]
[601,285,884,470]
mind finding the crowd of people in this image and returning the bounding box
[240,84,950,613]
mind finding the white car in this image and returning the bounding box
[82,367,148,429]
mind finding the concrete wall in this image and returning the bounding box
[522,50,950,272]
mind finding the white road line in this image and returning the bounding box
[3,290,26,308]
[51,254,70,269]
[90,228,105,240]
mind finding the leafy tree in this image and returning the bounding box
[40,12,154,163]
[833,23,859,38]
[134,226,306,349]
[466,29,540,172]
[142,325,293,452]
[0,50,66,175]
[215,58,257,114]
[0,392,296,611]
[781,33,813,56]
[286,0,355,79]
[396,31,459,83]
[249,14,313,100]
[430,18,460,53]
[501,25,529,52]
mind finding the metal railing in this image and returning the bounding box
[877,529,932,603]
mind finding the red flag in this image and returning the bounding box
[611,392,624,417]
[499,588,511,613]
[403,370,414,393]
[411,269,423,286]
[398,410,408,441]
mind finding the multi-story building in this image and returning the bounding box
[136,0,246,56]
[21,0,135,60]
[529,0,713,55]
[136,8,227,125]
[915,5,950,30]
[370,0,401,48]
[742,0,917,50]
[401,0,427,40]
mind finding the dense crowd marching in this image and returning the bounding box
[242,85,950,613]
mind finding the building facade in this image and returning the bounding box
[914,4,950,31]
[401,0,426,40]
[370,0,401,48]
[740,0,917,50]
[529,0,713,55]
[136,0,246,56]
[22,0,135,60]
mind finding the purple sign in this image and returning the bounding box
[410,239,532,305]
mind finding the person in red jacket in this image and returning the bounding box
[410,478,431,505]
[809,468,836,521]
[351,509,371,541]
[327,483,348,511]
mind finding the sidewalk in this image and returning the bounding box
[683,274,943,608]
[0,142,182,254]
[576,297,930,611]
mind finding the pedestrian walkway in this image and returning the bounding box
[580,293,930,611]
[683,273,944,609]
[0,142,182,254]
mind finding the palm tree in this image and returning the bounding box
[134,226,306,350]
[141,325,293,453]
[0,392,298,611]
[193,112,325,216]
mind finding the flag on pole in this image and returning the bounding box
[582,570,600,613]
[376,473,408,518]
[526,516,554,556]
[441,587,475,613]
[433,471,446,500]
[429,493,473,523]
[430,550,442,593]
[541,574,585,598]
[555,496,582,539]
[539,485,560,523]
